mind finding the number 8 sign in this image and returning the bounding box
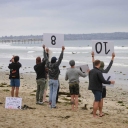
[43,33,64,48]
[51,35,56,45]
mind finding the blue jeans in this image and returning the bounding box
[49,79,59,108]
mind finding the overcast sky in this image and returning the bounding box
[0,0,128,36]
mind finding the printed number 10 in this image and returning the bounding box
[95,42,110,54]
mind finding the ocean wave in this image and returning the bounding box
[27,51,35,53]
[62,60,128,67]
[114,46,128,49]
[0,44,128,51]
[106,56,128,59]
[53,51,88,54]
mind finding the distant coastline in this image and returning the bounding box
[0,32,128,42]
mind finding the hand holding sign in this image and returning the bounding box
[91,51,94,56]
[46,48,49,53]
[92,41,114,56]
[62,46,65,51]
[102,73,115,87]
[42,45,45,49]
[111,81,115,84]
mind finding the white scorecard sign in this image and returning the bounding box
[92,41,114,56]
[102,73,115,87]
[5,97,22,109]
[43,33,64,48]
[76,64,89,74]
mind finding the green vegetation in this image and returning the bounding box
[118,101,123,104]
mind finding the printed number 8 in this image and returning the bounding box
[51,35,56,45]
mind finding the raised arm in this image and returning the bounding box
[55,46,65,66]
[91,51,95,68]
[102,53,115,73]
[43,45,49,63]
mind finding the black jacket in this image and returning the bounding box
[34,50,48,80]
[88,67,111,91]
[45,51,63,80]
[34,62,46,80]
[8,62,22,79]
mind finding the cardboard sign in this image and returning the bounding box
[76,64,89,74]
[92,41,114,56]
[102,73,115,87]
[43,33,64,48]
[5,97,22,109]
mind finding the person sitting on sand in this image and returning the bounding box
[88,60,115,117]
[44,46,65,108]
[65,60,88,111]
[34,45,48,105]
[91,52,115,116]
[8,56,22,97]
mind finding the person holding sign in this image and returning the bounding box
[65,60,88,111]
[8,56,22,97]
[44,45,65,108]
[91,52,115,116]
[88,60,115,118]
[34,45,48,105]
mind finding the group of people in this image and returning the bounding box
[8,45,115,117]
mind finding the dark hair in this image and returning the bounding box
[94,60,101,66]
[36,57,41,64]
[14,56,19,63]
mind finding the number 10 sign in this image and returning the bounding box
[43,33,64,48]
[92,41,114,56]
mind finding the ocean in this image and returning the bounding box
[0,40,128,87]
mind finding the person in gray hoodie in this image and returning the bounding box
[44,46,65,108]
[65,60,88,111]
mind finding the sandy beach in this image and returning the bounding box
[0,70,128,128]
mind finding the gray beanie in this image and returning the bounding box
[69,60,75,66]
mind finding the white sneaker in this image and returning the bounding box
[38,101,43,105]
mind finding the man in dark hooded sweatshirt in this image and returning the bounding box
[44,46,65,108]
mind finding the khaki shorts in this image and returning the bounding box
[69,82,79,95]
